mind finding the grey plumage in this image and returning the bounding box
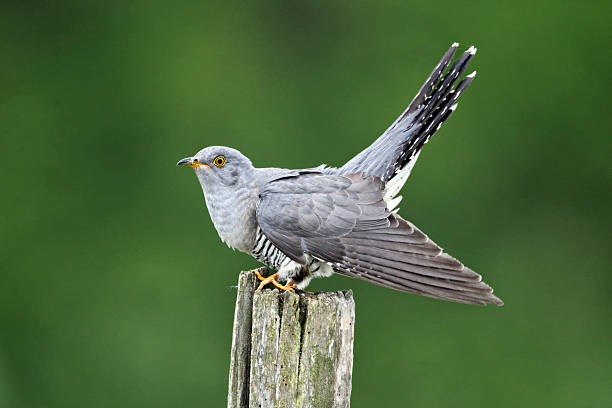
[178,43,503,306]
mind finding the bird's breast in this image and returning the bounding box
[202,185,258,253]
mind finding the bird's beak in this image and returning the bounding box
[177,157,210,168]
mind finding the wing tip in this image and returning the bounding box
[489,294,504,306]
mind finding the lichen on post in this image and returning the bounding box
[227,269,355,408]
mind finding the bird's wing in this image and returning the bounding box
[256,172,503,306]
[339,43,477,197]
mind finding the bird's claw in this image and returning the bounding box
[252,269,296,292]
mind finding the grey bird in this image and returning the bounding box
[178,43,503,306]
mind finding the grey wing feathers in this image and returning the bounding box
[339,43,476,183]
[256,172,503,306]
[256,173,389,262]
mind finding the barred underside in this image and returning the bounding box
[252,227,292,270]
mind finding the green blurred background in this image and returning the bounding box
[2,0,611,407]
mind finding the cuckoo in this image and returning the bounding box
[178,43,503,306]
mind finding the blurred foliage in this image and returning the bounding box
[1,0,611,407]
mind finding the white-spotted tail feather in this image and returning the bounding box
[340,43,478,205]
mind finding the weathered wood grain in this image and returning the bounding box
[227,269,355,408]
[227,269,259,408]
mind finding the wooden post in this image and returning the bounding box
[228,269,355,408]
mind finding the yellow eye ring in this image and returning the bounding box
[213,155,226,167]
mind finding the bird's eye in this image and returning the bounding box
[213,155,226,167]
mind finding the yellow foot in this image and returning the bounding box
[253,270,296,292]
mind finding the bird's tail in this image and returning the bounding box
[340,43,477,201]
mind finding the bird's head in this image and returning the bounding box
[177,146,254,188]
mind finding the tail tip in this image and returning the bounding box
[467,45,477,55]
[466,70,477,78]
[452,42,459,48]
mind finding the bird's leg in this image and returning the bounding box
[252,269,274,289]
[253,270,295,292]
